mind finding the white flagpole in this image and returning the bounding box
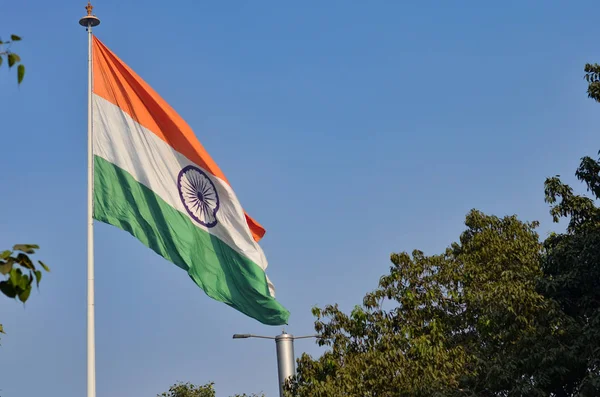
[79,3,100,397]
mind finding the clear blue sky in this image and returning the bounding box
[1,1,598,396]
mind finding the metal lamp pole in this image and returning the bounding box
[233,332,317,397]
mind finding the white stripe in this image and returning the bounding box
[92,95,276,296]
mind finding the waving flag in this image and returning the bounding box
[91,36,289,325]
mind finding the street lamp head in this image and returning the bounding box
[232,333,252,339]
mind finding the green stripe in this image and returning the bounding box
[93,156,290,325]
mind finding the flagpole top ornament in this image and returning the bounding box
[79,1,100,27]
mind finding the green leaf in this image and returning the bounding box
[7,53,19,68]
[34,270,42,288]
[10,34,21,41]
[0,324,4,334]
[16,253,35,270]
[0,281,17,298]
[21,272,31,290]
[9,268,32,294]
[13,244,38,254]
[18,285,31,303]
[9,268,30,292]
[0,258,14,275]
[39,261,50,272]
[9,267,21,283]
[0,250,11,260]
[17,64,25,84]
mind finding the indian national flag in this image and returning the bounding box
[91,36,289,325]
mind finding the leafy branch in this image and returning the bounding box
[0,34,25,84]
[0,244,50,337]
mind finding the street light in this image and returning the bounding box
[232,331,318,397]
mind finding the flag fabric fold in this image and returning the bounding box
[91,36,289,325]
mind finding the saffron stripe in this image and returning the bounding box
[92,36,265,241]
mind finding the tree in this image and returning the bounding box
[584,63,600,103]
[0,34,25,84]
[157,382,265,397]
[286,184,600,396]
[0,245,50,338]
[287,210,547,396]
[537,154,600,395]
[158,382,216,397]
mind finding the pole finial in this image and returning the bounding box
[79,1,100,27]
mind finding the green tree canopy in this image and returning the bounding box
[537,152,600,395]
[158,382,216,397]
[157,382,265,397]
[288,209,547,396]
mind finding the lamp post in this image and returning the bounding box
[233,331,318,397]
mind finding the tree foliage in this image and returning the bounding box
[157,382,265,397]
[287,210,546,396]
[0,245,50,337]
[158,382,216,397]
[538,153,600,395]
[584,63,600,103]
[285,64,600,397]
[0,34,25,84]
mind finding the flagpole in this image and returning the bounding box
[79,3,100,397]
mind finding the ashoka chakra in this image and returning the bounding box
[177,165,220,228]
